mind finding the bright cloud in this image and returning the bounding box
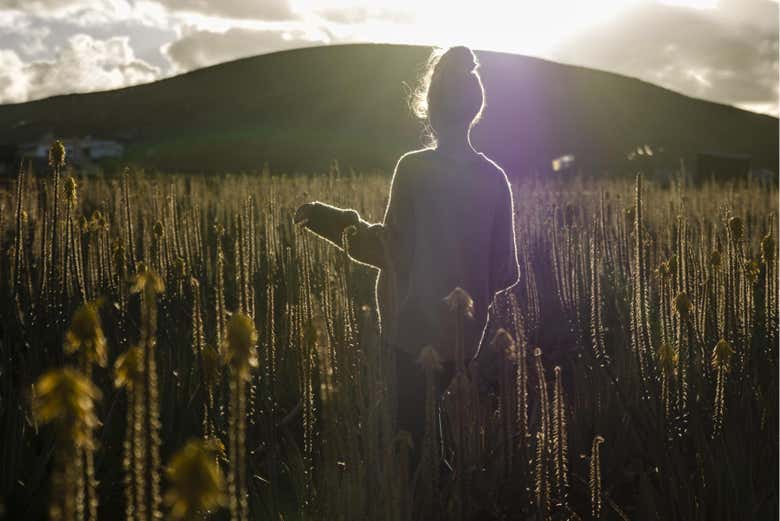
[163,25,328,71]
[0,33,159,103]
[151,0,297,21]
[551,0,779,115]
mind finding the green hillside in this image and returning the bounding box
[0,43,776,176]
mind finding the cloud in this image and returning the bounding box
[1,0,127,24]
[163,26,327,72]
[152,0,296,21]
[0,33,160,103]
[316,5,414,24]
[0,11,51,56]
[551,0,779,115]
[0,0,171,28]
[0,50,29,102]
[0,0,96,10]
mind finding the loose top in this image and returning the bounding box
[303,147,519,361]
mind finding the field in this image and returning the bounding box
[0,152,777,521]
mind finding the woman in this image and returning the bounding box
[294,45,519,459]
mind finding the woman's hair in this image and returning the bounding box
[410,46,486,146]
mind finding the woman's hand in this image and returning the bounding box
[294,203,317,226]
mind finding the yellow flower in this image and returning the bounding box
[131,269,165,298]
[114,345,144,389]
[673,292,692,320]
[64,301,108,368]
[64,176,77,204]
[165,439,226,520]
[31,368,101,449]
[49,140,66,168]
[443,287,474,320]
[490,328,516,360]
[225,313,258,380]
[728,216,743,241]
[711,339,735,372]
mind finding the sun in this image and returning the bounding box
[297,0,719,56]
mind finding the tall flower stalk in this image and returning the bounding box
[114,344,144,521]
[443,287,474,521]
[64,301,108,521]
[130,267,165,521]
[32,368,101,521]
[711,339,734,435]
[589,436,605,520]
[225,313,258,521]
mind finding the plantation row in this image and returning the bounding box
[0,148,777,520]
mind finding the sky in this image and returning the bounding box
[0,0,777,115]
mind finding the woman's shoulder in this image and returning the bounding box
[475,152,506,173]
[391,148,436,184]
[397,147,435,168]
[476,153,511,188]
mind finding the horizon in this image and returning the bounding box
[0,0,777,116]
[2,42,779,121]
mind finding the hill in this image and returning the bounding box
[0,43,776,176]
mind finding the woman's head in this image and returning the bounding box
[411,46,486,146]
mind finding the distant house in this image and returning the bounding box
[626,144,662,161]
[18,135,124,167]
[623,143,682,184]
[81,137,124,160]
[18,142,49,161]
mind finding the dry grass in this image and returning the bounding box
[0,160,777,521]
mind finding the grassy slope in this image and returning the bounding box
[0,43,776,175]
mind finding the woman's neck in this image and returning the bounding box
[435,135,477,159]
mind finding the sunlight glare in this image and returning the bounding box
[297,0,650,54]
[658,0,719,8]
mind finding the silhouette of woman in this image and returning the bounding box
[295,45,519,461]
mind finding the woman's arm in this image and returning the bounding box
[352,155,414,271]
[295,201,360,247]
[296,154,414,271]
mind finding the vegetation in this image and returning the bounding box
[0,149,777,520]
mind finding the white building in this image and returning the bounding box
[81,137,124,160]
[19,136,124,164]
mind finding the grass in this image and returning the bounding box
[0,155,777,521]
